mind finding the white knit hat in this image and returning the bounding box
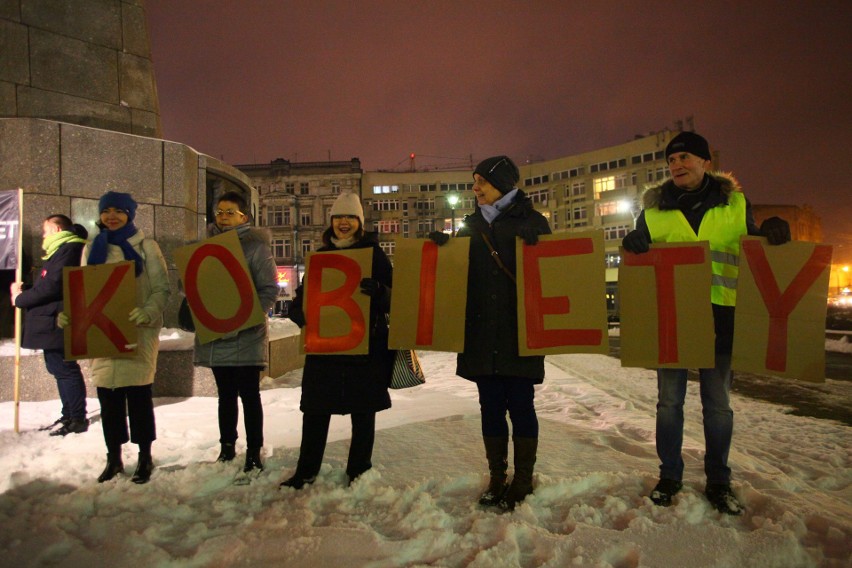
[329,192,364,225]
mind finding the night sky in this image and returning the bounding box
[144,1,852,261]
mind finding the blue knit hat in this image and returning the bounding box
[98,191,137,222]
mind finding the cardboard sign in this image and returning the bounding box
[303,247,373,354]
[619,242,715,368]
[517,231,608,355]
[733,237,832,382]
[173,230,267,345]
[63,261,137,360]
[388,237,470,352]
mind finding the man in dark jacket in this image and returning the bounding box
[11,214,89,435]
[622,132,791,515]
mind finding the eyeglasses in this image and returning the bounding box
[215,209,243,217]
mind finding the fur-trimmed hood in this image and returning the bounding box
[642,171,742,210]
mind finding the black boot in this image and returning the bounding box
[39,417,69,432]
[50,418,89,437]
[216,443,236,462]
[244,447,263,473]
[499,437,538,511]
[280,414,328,489]
[97,453,124,483]
[479,436,509,506]
[131,452,154,484]
[280,473,316,489]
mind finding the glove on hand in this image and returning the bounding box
[359,278,385,298]
[517,226,540,246]
[427,231,449,246]
[622,230,650,254]
[57,312,70,329]
[760,216,791,245]
[129,307,152,325]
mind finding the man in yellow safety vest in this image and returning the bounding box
[622,131,791,515]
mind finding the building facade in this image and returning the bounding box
[235,158,362,301]
[239,130,823,315]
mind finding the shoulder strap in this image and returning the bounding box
[479,231,516,284]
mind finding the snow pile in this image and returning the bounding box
[0,350,849,567]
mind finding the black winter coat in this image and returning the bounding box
[14,242,85,351]
[289,232,394,414]
[456,191,551,382]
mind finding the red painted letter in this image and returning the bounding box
[624,246,706,364]
[523,238,602,349]
[304,253,365,352]
[68,264,132,356]
[416,242,439,345]
[742,240,832,371]
[184,243,254,333]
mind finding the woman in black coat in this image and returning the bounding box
[431,155,550,511]
[281,192,394,488]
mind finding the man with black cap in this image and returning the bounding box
[622,131,791,515]
[431,155,550,511]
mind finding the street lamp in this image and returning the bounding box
[447,193,459,236]
[618,197,641,228]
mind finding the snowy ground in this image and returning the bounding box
[0,327,850,567]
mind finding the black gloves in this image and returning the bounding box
[428,231,449,246]
[359,278,386,298]
[760,216,791,245]
[517,226,540,245]
[622,229,650,253]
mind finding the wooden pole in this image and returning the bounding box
[13,188,23,433]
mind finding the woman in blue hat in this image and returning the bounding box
[74,191,171,484]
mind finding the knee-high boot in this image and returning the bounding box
[499,436,538,511]
[479,436,509,506]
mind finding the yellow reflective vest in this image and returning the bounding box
[644,191,746,306]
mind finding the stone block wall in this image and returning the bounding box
[0,0,161,137]
[0,117,257,330]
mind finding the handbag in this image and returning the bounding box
[390,349,426,389]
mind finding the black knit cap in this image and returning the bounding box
[473,155,520,194]
[665,131,712,161]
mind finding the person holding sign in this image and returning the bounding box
[11,214,89,436]
[281,192,394,489]
[430,156,550,511]
[75,192,171,484]
[193,192,278,478]
[621,132,790,514]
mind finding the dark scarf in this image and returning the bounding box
[668,174,712,212]
[87,222,144,276]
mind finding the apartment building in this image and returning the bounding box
[360,170,475,258]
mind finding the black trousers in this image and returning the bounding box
[97,385,156,452]
[295,412,376,479]
[212,366,264,449]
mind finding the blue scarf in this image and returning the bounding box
[87,222,144,276]
[480,188,518,224]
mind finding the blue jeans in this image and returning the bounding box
[656,353,733,484]
[475,376,539,438]
[43,349,87,420]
